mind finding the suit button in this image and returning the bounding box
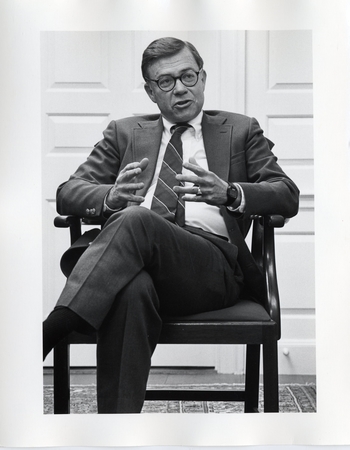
[85,208,91,215]
[91,208,96,215]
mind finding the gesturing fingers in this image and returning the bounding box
[107,158,149,209]
[182,156,206,175]
[174,156,228,205]
[118,158,149,183]
[118,182,145,194]
[176,158,204,186]
[173,184,202,198]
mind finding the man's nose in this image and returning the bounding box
[173,78,188,94]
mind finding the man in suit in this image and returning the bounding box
[43,37,299,413]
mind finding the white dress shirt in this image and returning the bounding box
[141,112,235,238]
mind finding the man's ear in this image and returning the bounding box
[201,70,207,90]
[144,83,156,103]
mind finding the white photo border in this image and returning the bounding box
[0,0,350,447]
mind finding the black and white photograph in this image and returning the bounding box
[41,30,315,416]
[1,0,350,448]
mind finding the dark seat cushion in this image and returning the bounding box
[163,300,271,323]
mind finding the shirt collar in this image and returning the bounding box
[162,111,203,139]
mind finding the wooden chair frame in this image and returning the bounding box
[51,214,285,414]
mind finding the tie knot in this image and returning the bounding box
[171,123,191,135]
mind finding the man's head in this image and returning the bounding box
[142,37,207,124]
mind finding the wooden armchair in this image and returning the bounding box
[51,214,285,414]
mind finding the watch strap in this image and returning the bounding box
[224,182,239,206]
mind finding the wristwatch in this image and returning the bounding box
[224,182,239,206]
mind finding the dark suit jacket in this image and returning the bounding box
[57,110,299,300]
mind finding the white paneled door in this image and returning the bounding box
[245,30,315,375]
[42,31,314,374]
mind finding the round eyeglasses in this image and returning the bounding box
[146,69,202,92]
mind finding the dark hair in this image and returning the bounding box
[141,37,204,80]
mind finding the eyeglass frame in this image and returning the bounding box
[145,68,203,92]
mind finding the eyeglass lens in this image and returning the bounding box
[158,70,198,91]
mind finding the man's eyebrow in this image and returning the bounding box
[156,66,197,77]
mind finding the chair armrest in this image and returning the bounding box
[54,215,82,244]
[250,214,285,228]
[54,215,81,228]
[263,216,283,339]
[266,215,285,228]
[251,215,284,339]
[54,215,105,244]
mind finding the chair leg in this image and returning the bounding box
[53,340,70,414]
[244,344,260,412]
[262,339,279,412]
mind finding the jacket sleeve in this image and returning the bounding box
[235,117,299,219]
[56,121,121,218]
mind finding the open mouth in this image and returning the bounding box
[174,100,192,108]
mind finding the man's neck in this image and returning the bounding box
[162,111,203,137]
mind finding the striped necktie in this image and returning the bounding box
[151,124,190,226]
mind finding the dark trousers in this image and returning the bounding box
[56,206,242,413]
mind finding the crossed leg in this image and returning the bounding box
[44,206,242,412]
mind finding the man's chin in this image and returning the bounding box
[170,108,200,124]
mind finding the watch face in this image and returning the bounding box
[226,183,238,206]
[229,185,238,199]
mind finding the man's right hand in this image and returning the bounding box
[105,158,149,210]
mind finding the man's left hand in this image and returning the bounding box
[174,157,228,206]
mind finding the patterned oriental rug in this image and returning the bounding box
[44,383,316,414]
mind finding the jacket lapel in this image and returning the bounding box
[202,112,232,181]
[133,117,163,196]
[131,112,233,196]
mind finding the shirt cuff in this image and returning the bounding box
[103,193,124,216]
